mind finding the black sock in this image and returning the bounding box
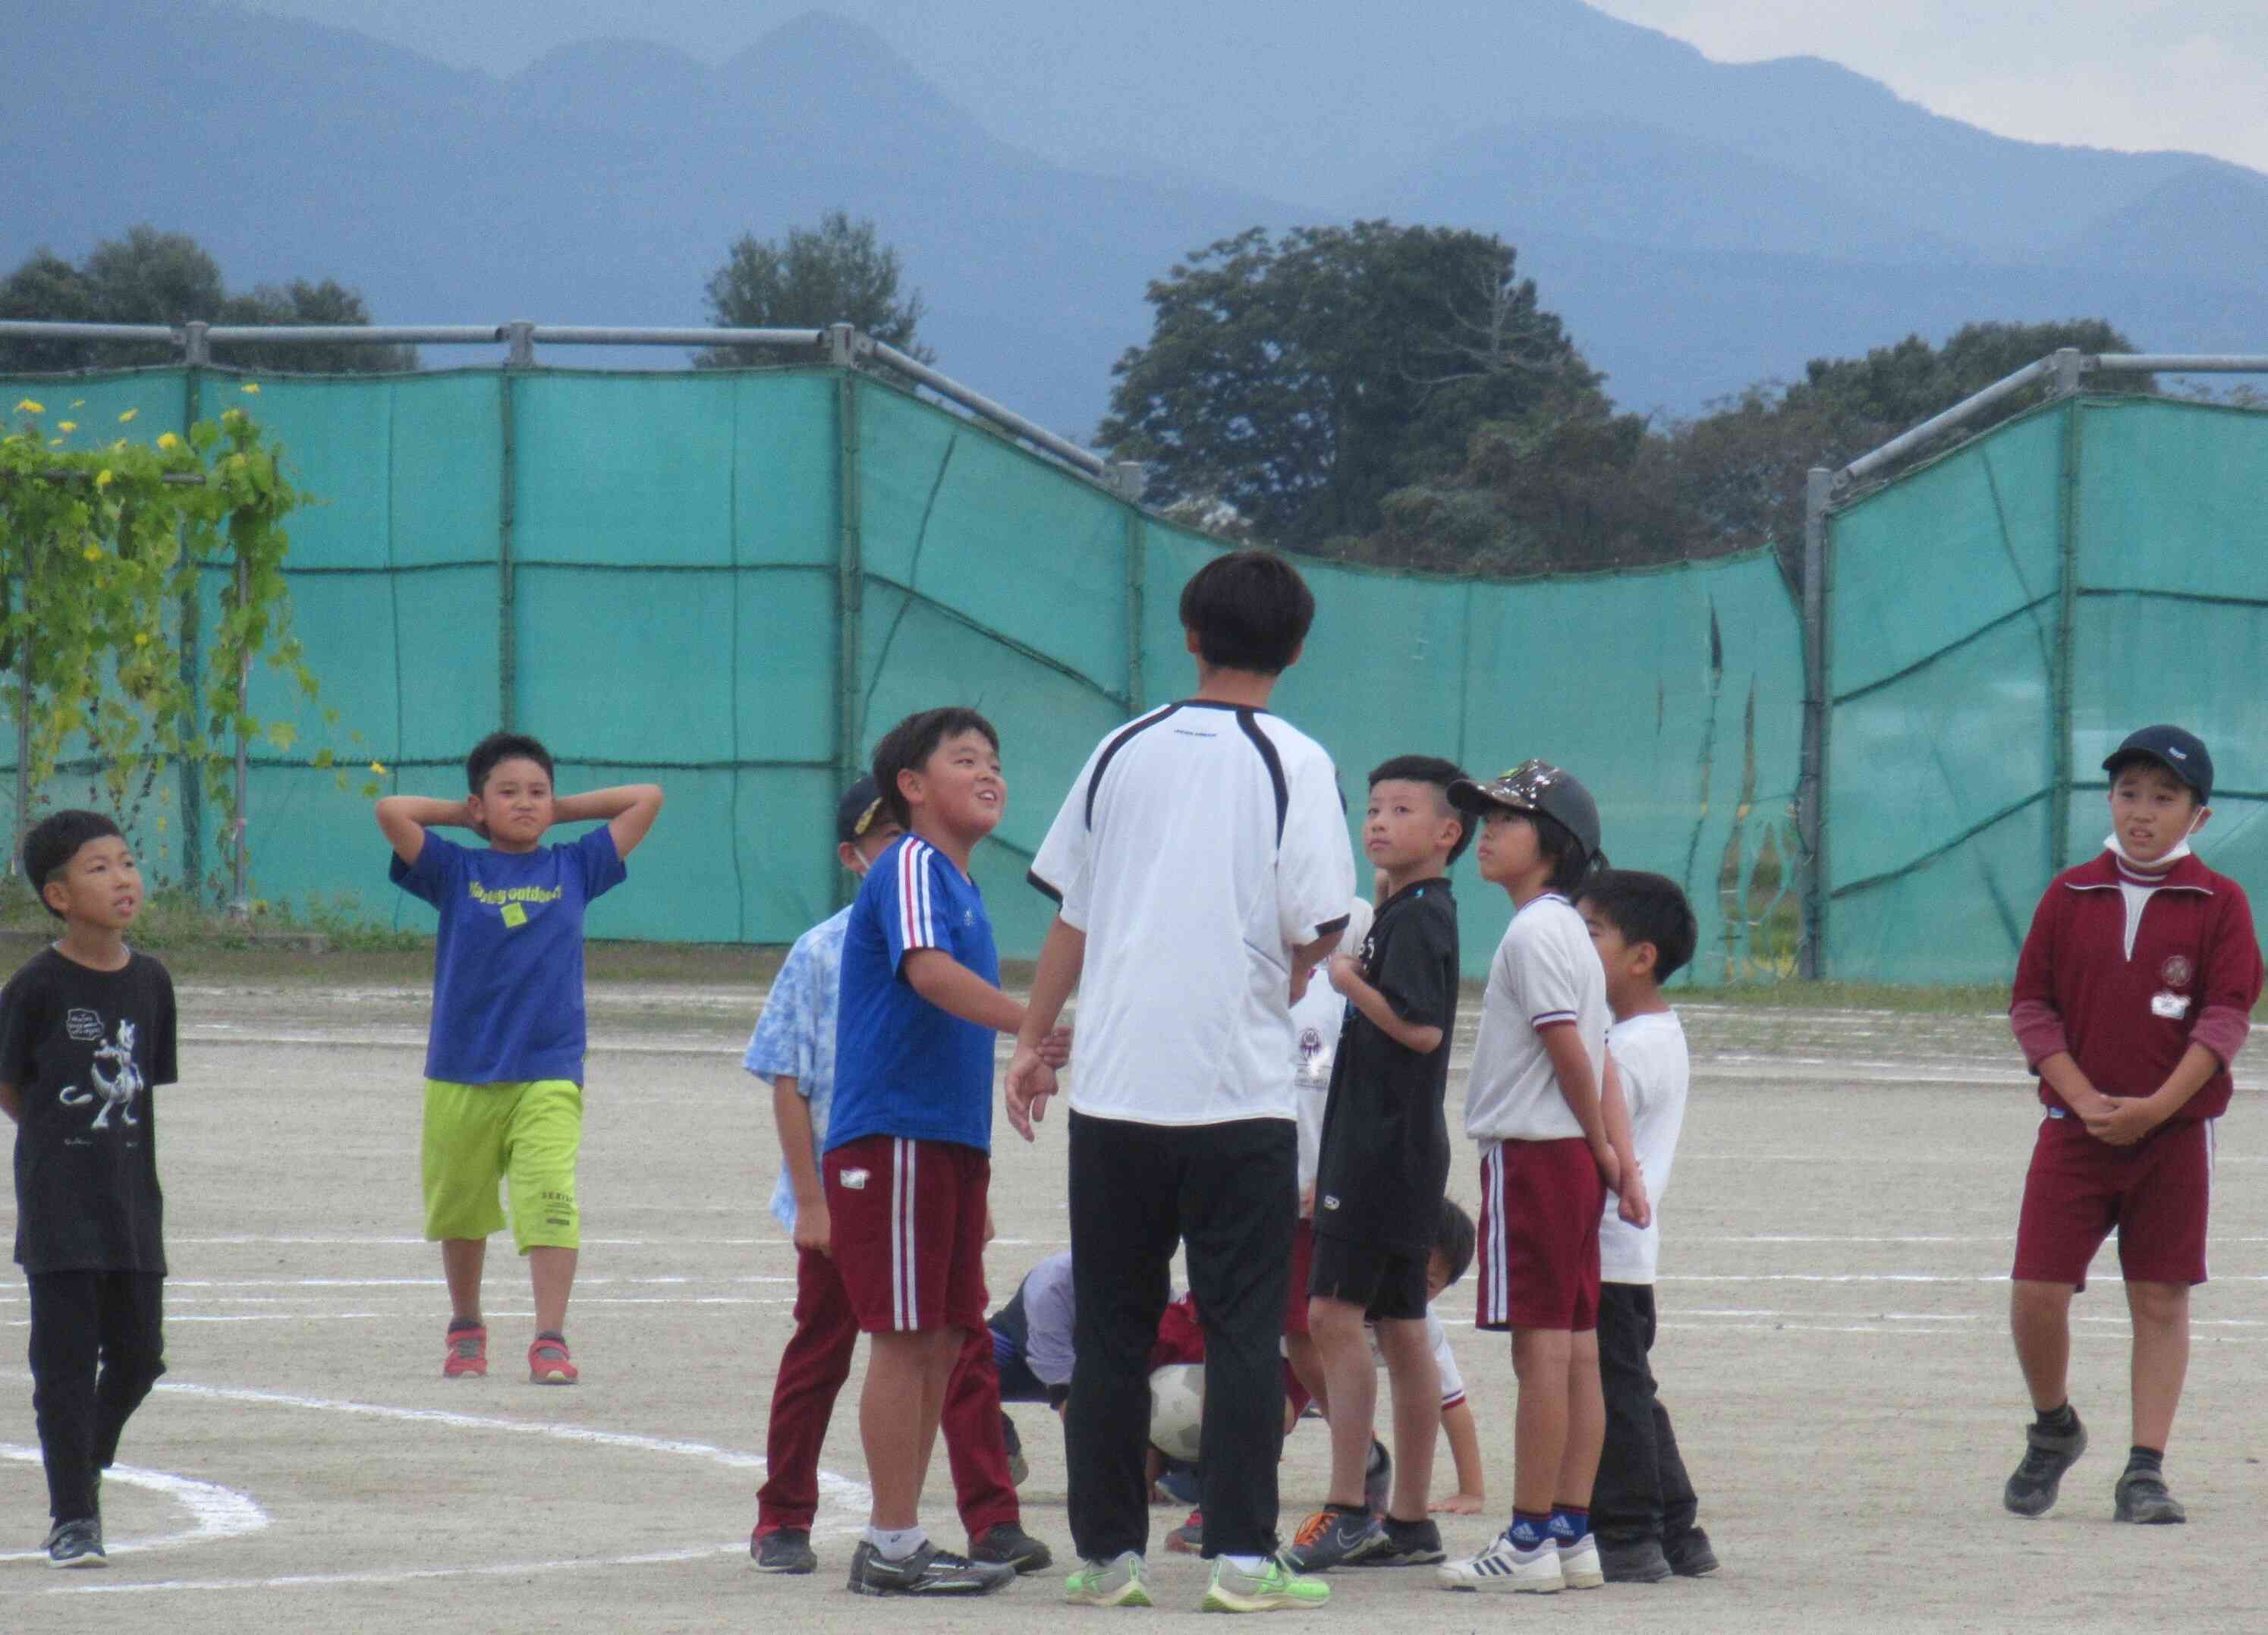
[2126,1445,2163,1474]
[2035,1401,2079,1435]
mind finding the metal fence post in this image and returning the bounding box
[2049,396,2084,876]
[10,559,30,876]
[178,350,206,895]
[228,549,250,918]
[2051,347,2084,398]
[1797,467,1834,980]
[834,363,865,907]
[504,320,535,369]
[496,364,520,731]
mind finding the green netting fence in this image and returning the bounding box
[0,363,1804,982]
[1821,394,2268,982]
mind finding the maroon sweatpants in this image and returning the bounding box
[754,1245,1021,1541]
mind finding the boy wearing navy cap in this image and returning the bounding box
[2004,725,2262,1525]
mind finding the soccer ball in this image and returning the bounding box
[1149,1363,1205,1462]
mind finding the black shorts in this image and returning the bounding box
[1307,1232,1429,1322]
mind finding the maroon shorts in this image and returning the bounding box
[1285,1217,1316,1337]
[2012,1111,2213,1291]
[823,1135,990,1333]
[1476,1137,1603,1332]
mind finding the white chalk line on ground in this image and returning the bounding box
[22,1381,871,1598]
[0,1445,269,1561]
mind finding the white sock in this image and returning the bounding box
[864,1523,926,1561]
[1220,1553,1269,1574]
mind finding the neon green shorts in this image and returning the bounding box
[421,1079,584,1253]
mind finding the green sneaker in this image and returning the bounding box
[1202,1556,1330,1612]
[1065,1550,1154,1607]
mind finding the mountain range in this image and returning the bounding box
[8,0,2264,441]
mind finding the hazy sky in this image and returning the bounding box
[246,0,2268,175]
[1584,2,2268,172]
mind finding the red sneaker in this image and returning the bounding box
[528,1333,578,1385]
[442,1323,488,1379]
[1165,1509,1203,1554]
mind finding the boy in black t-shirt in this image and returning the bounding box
[1283,756,1470,1572]
[0,811,178,1569]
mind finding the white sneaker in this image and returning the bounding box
[1436,1531,1563,1593]
[1556,1533,1604,1589]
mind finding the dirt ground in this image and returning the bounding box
[5,979,2264,1632]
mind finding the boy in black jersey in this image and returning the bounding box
[0,812,178,1569]
[1282,756,1470,1572]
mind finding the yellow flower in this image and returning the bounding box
[118,408,139,423]
[96,470,114,489]
[58,420,77,432]
[14,398,43,413]
[134,632,150,646]
[370,760,388,775]
[241,382,261,395]
[156,432,181,451]
[221,407,244,425]
[83,544,103,561]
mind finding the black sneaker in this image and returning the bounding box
[2004,1411,2087,1517]
[999,1411,1028,1486]
[752,1527,818,1573]
[1600,1536,1672,1583]
[46,1517,106,1570]
[970,1521,1054,1574]
[2112,1467,2187,1525]
[1662,1527,1719,1577]
[1278,1505,1387,1571]
[1357,1515,1444,1566]
[845,1539,1016,1596]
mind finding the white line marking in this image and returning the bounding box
[0,1445,269,1561]
[55,1542,748,1596]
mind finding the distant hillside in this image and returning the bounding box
[6,1,2263,435]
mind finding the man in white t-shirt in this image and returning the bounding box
[1008,551,1357,1615]
[1576,869,1718,1585]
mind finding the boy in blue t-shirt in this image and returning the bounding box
[823,707,1059,1597]
[378,731,663,1385]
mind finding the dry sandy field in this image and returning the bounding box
[4,979,2265,1633]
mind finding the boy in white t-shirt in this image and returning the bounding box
[1577,869,1718,1585]
[1436,761,1647,1597]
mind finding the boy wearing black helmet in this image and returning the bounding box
[1436,762,1647,1596]
[2003,725,2262,1526]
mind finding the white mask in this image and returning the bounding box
[2103,809,2205,873]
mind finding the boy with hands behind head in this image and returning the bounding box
[378,731,663,1386]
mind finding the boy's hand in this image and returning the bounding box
[792,1199,832,1258]
[1432,1491,1485,1515]
[1038,1027,1073,1069]
[1326,952,1364,996]
[1004,1049,1058,1141]
[2084,1096,2163,1148]
[1616,1162,1652,1228]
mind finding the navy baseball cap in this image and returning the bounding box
[2103,725,2213,804]
[835,775,887,844]
[1448,759,1603,864]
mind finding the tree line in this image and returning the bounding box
[2,218,2169,579]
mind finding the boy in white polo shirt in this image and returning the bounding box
[1009,550,1357,1615]
[1436,761,1646,1598]
[1577,869,1717,1584]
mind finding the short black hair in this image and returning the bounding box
[1433,1196,1477,1288]
[1508,806,1603,897]
[1178,550,1315,675]
[1578,868,1699,985]
[23,810,124,921]
[870,707,1001,828]
[466,731,555,794]
[1369,754,1474,865]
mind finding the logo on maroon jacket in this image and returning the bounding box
[2161,954,2194,990]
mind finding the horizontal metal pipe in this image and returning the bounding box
[1841,356,2059,484]
[533,325,827,348]
[0,321,176,341]
[202,325,503,345]
[2089,354,2268,373]
[868,341,1108,476]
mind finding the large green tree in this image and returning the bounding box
[0,227,413,373]
[1100,222,1607,548]
[697,211,932,367]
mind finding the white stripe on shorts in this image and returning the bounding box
[1485,1143,1508,1325]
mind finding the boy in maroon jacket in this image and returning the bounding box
[2003,725,2262,1526]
